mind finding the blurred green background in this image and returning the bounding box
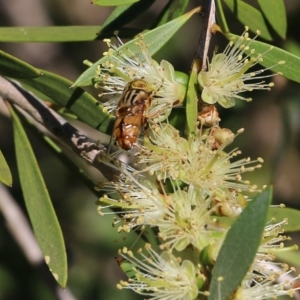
[1,0,300,299]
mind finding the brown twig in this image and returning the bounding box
[0,76,118,180]
[195,0,216,71]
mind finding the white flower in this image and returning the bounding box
[198,27,284,108]
[235,219,300,299]
[258,219,291,255]
[235,267,300,299]
[98,166,168,232]
[252,219,296,274]
[95,35,186,122]
[99,162,223,251]
[136,123,263,197]
[157,186,220,252]
[117,245,202,300]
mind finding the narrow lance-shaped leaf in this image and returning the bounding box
[257,0,287,39]
[21,70,115,135]
[227,33,300,84]
[155,0,190,26]
[0,50,41,79]
[223,0,272,41]
[116,257,136,279]
[215,0,229,34]
[275,251,300,268]
[186,59,200,135]
[0,150,12,186]
[93,0,138,6]
[100,1,155,33]
[0,26,112,42]
[168,71,188,130]
[9,104,67,287]
[268,207,300,232]
[208,188,272,300]
[285,39,300,58]
[73,6,201,87]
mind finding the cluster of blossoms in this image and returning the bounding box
[94,28,299,299]
[96,34,187,122]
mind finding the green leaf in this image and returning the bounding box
[0,50,41,79]
[186,59,200,135]
[73,6,201,87]
[93,0,138,6]
[20,115,99,195]
[116,257,136,279]
[227,33,300,84]
[257,0,287,39]
[0,150,12,186]
[215,0,229,33]
[10,105,67,287]
[168,71,188,131]
[208,188,272,300]
[223,0,272,41]
[21,70,114,135]
[100,1,155,33]
[268,207,300,232]
[155,0,190,26]
[275,250,300,268]
[0,26,106,42]
[285,39,300,58]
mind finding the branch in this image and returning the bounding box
[195,0,216,71]
[0,76,119,180]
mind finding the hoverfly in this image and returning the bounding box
[114,79,153,150]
